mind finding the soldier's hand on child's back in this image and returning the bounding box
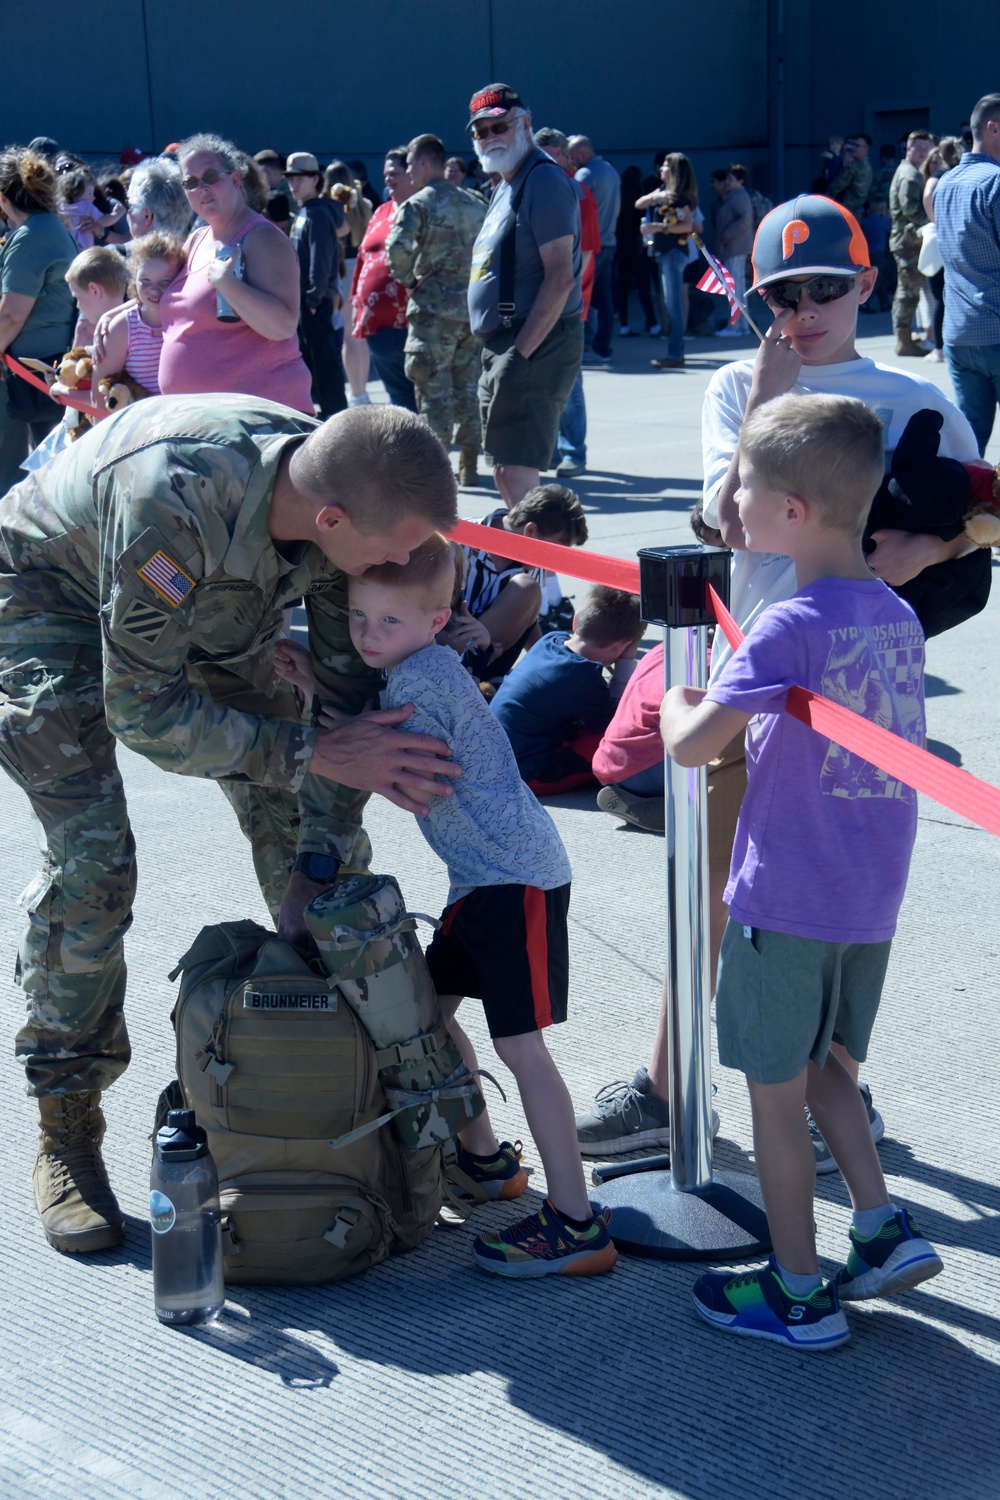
[309,705,461,815]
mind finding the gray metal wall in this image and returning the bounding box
[2,1,998,202]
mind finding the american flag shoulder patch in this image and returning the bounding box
[137,550,195,608]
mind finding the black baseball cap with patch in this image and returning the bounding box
[468,83,525,127]
[751,195,871,291]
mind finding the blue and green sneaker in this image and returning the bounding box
[834,1207,943,1301]
[471,1200,619,1279]
[692,1257,850,1349]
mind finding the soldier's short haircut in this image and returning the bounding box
[65,246,130,296]
[291,404,458,534]
[507,484,589,546]
[355,533,457,610]
[906,130,935,146]
[408,134,446,169]
[971,94,1000,139]
[127,156,193,238]
[739,393,885,536]
[534,128,569,153]
[573,585,641,648]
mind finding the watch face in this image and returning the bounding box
[298,854,339,882]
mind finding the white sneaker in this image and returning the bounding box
[715,325,742,338]
[347,392,371,406]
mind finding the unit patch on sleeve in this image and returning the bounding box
[137,550,195,608]
[118,598,171,644]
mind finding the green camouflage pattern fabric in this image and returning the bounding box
[306,875,484,1151]
[403,314,480,449]
[828,155,872,216]
[892,263,926,340]
[888,161,928,261]
[384,178,487,322]
[0,395,379,1094]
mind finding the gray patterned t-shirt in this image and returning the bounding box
[382,643,571,903]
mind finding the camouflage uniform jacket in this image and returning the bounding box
[828,156,873,217]
[384,179,487,322]
[889,161,928,256]
[0,394,381,863]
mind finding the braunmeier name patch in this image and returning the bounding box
[243,990,338,1010]
[138,550,195,607]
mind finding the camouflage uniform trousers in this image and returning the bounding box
[404,315,480,450]
[892,253,925,339]
[0,634,368,1097]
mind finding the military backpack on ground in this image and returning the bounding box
[160,876,486,1285]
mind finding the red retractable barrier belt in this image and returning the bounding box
[2,353,106,419]
[450,519,641,594]
[707,583,1000,838]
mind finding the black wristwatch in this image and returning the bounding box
[292,853,340,884]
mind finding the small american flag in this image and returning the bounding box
[696,263,742,325]
[138,550,195,608]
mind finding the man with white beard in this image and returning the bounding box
[467,83,583,509]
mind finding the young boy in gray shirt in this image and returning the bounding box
[282,533,617,1280]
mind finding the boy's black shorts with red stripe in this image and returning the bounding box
[424,882,571,1039]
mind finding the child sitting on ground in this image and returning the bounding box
[91,232,185,402]
[64,246,130,345]
[490,584,642,793]
[277,536,618,1280]
[660,393,942,1350]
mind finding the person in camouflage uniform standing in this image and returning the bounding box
[828,134,873,217]
[889,130,935,355]
[386,134,487,488]
[0,394,458,1254]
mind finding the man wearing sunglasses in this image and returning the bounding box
[576,193,981,1166]
[466,83,583,510]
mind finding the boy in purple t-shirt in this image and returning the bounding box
[661,393,943,1350]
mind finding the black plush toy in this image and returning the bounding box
[865,408,994,638]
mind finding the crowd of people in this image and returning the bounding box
[1,82,998,1343]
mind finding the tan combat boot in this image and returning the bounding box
[895,332,925,357]
[458,446,479,488]
[33,1091,125,1253]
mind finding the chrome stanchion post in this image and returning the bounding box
[590,545,771,1261]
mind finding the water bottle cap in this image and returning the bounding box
[155,1107,209,1161]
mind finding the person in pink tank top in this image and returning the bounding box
[158,132,313,415]
[91,232,185,401]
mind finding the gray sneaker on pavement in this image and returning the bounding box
[808,1081,885,1175]
[576,1066,720,1157]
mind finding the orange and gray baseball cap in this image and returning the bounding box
[468,83,525,126]
[750,195,870,291]
[285,151,321,177]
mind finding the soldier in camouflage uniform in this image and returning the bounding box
[828,135,873,217]
[0,394,458,1253]
[889,131,935,355]
[385,134,486,488]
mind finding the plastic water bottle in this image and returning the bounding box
[150,1108,225,1326]
[215,244,244,322]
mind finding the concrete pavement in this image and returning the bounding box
[1,317,998,1500]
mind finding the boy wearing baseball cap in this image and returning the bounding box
[576,194,981,1166]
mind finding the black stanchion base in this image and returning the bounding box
[592,1168,772,1262]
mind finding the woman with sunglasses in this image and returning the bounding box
[156,132,312,414]
[635,152,698,369]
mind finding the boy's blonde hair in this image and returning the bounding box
[353,532,457,611]
[125,231,186,282]
[739,393,885,535]
[573,585,642,647]
[65,246,129,296]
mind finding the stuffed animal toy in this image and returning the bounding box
[58,347,93,390]
[865,408,997,637]
[98,372,150,411]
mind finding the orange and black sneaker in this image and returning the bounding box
[471,1199,618,1278]
[447,1139,529,1206]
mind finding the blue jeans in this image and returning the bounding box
[657,250,686,360]
[945,342,1000,455]
[587,246,616,357]
[366,326,418,412]
[619,763,664,796]
[555,369,587,465]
